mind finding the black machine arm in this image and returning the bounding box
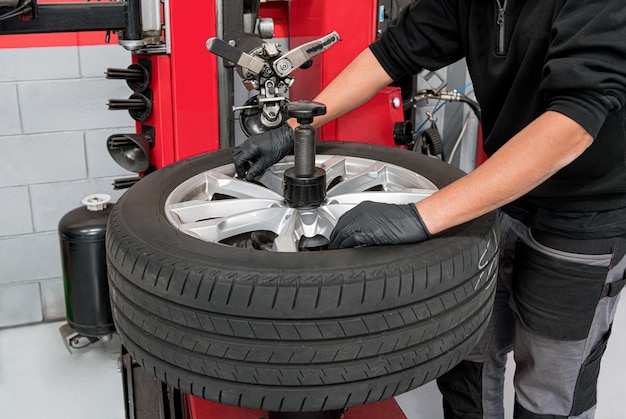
[0,1,128,34]
[0,0,162,52]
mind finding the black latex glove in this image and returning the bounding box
[329,201,431,249]
[232,124,294,181]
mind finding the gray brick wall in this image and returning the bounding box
[0,44,137,328]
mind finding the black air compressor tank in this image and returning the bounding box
[58,194,115,337]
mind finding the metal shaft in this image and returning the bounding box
[294,124,316,178]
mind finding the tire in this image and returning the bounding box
[106,141,498,412]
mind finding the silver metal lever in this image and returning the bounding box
[272,31,341,77]
[205,37,266,75]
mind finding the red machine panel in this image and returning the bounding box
[136,0,220,169]
[187,394,407,419]
[323,86,405,145]
[289,0,403,147]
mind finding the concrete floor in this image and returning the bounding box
[1,302,625,419]
[0,322,124,419]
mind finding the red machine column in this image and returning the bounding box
[135,0,220,169]
[289,0,406,147]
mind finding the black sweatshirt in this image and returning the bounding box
[370,0,626,238]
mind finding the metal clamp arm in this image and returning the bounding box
[206,37,266,75]
[272,31,341,77]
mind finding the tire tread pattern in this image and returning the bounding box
[105,142,499,412]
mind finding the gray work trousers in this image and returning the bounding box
[436,211,626,419]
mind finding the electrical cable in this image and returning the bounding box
[457,93,482,122]
[413,81,477,134]
[0,0,31,21]
[0,7,30,21]
[411,81,481,162]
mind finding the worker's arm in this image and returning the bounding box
[287,48,595,247]
[301,48,394,128]
[416,110,593,234]
[329,106,594,248]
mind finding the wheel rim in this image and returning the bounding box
[164,154,438,252]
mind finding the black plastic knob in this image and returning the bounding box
[287,100,327,125]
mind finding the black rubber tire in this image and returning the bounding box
[106,141,498,412]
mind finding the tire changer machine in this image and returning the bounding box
[0,1,479,418]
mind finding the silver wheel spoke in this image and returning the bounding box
[326,190,434,206]
[272,210,299,252]
[326,161,390,195]
[168,199,281,223]
[319,156,349,187]
[257,162,289,195]
[204,170,283,200]
[180,207,294,243]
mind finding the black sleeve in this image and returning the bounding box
[542,0,626,137]
[368,0,463,81]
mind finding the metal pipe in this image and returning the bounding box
[140,0,161,37]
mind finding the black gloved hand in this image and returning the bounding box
[232,124,294,181]
[329,201,431,249]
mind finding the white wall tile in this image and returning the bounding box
[0,47,80,82]
[79,44,132,78]
[0,132,86,188]
[41,277,66,322]
[30,177,126,233]
[19,78,134,133]
[0,282,43,327]
[0,83,22,136]
[0,186,33,236]
[0,232,61,285]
